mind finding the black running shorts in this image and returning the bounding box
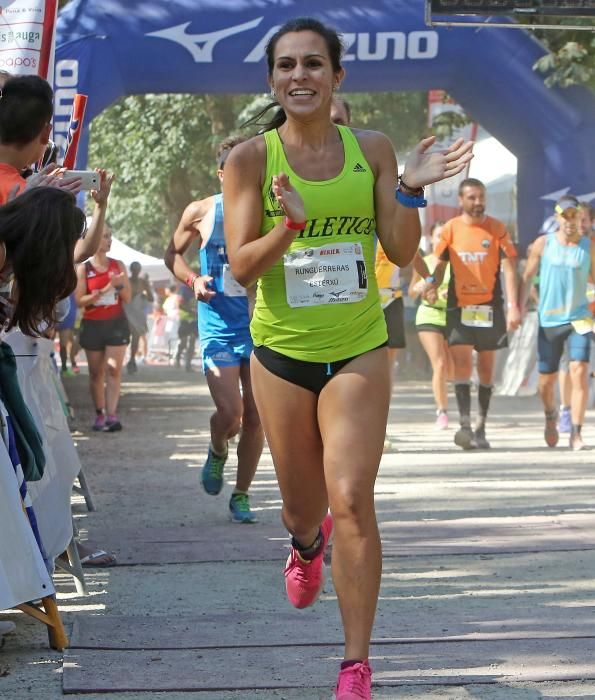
[446,305,508,352]
[80,315,131,351]
[383,297,406,349]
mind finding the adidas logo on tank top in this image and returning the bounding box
[352,162,367,173]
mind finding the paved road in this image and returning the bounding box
[2,366,595,699]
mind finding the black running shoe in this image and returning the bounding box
[103,417,122,432]
[454,426,476,450]
[474,427,491,449]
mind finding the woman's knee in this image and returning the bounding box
[328,480,375,527]
[432,354,446,375]
[88,367,104,382]
[282,500,328,535]
[105,362,122,379]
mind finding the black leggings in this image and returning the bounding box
[253,343,387,395]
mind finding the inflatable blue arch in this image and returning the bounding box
[55,0,595,249]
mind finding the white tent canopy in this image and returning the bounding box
[108,237,171,283]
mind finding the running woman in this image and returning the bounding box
[75,224,131,432]
[424,178,520,450]
[164,136,264,524]
[222,17,473,698]
[520,195,595,451]
[409,221,453,429]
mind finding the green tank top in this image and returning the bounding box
[251,125,387,362]
[415,255,450,327]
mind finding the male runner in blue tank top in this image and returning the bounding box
[520,195,595,451]
[164,136,264,523]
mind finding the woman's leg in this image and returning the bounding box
[70,330,80,369]
[85,349,107,411]
[59,329,72,371]
[318,346,390,661]
[250,353,327,547]
[418,330,448,411]
[104,344,127,416]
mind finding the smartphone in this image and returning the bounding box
[62,170,100,191]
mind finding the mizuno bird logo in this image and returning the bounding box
[147,18,264,63]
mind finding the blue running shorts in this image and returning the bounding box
[201,337,252,374]
[538,323,592,374]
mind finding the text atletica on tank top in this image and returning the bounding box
[251,125,387,362]
[538,234,591,327]
[198,193,251,343]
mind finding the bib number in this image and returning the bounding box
[571,317,594,335]
[95,290,118,307]
[378,288,395,310]
[461,305,493,328]
[283,243,368,308]
[222,264,246,297]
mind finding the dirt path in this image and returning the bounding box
[2,365,595,699]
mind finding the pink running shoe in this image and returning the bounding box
[335,660,373,700]
[284,512,333,609]
[435,411,448,430]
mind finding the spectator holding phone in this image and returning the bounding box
[0,74,114,262]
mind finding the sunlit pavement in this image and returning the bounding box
[2,367,595,699]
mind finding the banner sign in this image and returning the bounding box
[0,0,58,78]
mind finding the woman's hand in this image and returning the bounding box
[422,282,439,306]
[109,272,127,288]
[402,136,474,190]
[271,172,306,224]
[91,169,115,206]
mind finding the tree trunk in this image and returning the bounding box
[204,95,236,137]
[164,167,192,237]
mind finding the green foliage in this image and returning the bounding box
[430,109,471,141]
[527,18,595,91]
[88,93,251,254]
[340,92,428,156]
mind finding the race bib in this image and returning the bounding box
[283,243,368,308]
[461,304,493,328]
[94,290,118,307]
[222,264,246,297]
[378,288,395,310]
[571,317,594,335]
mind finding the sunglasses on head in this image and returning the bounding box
[555,204,579,221]
[33,139,59,173]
